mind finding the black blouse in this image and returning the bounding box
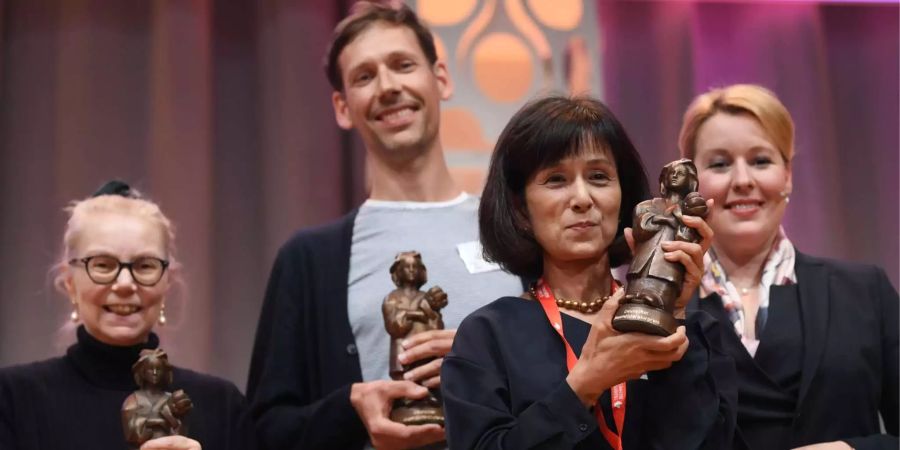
[700,285,818,449]
[0,326,257,450]
[689,253,900,450]
[442,296,737,450]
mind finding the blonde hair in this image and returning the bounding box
[54,192,179,295]
[678,84,795,164]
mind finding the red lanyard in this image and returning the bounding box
[533,278,626,450]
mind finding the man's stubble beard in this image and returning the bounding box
[373,127,440,166]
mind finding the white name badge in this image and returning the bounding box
[456,240,503,274]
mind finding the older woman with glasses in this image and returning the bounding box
[0,181,257,450]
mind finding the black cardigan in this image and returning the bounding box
[0,326,257,450]
[689,251,899,450]
[245,209,530,450]
[246,210,370,450]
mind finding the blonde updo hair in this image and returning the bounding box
[678,84,795,164]
[54,187,179,295]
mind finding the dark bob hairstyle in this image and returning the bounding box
[479,95,651,281]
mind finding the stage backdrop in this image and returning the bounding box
[0,0,896,390]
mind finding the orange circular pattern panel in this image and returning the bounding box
[441,108,493,152]
[526,0,583,31]
[417,0,479,26]
[472,32,534,103]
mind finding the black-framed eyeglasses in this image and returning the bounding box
[68,255,170,287]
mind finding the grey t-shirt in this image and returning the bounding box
[347,193,523,384]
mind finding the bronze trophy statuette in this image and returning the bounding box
[382,251,448,426]
[613,159,708,336]
[122,348,192,449]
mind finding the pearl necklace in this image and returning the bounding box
[530,286,611,314]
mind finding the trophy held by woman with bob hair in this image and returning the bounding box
[614,159,709,336]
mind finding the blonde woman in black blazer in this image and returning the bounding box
[680,84,898,450]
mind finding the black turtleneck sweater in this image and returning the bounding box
[0,326,257,450]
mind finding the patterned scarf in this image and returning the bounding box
[699,227,797,356]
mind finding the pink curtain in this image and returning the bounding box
[599,1,897,291]
[1,0,896,390]
[0,0,365,387]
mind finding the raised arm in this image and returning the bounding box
[383,294,417,337]
[442,315,602,449]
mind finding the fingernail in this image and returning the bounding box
[401,340,410,348]
[403,372,413,380]
[398,353,407,363]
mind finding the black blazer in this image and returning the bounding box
[689,251,898,449]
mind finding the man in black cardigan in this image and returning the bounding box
[245,3,523,450]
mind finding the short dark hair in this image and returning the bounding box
[324,1,438,91]
[479,95,651,280]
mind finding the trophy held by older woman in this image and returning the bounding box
[122,349,193,449]
[614,159,708,336]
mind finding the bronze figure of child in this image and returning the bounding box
[614,159,709,336]
[121,349,192,448]
[382,251,448,426]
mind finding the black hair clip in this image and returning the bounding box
[91,179,136,198]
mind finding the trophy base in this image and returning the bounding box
[612,303,678,336]
[390,400,444,427]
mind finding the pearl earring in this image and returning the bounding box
[780,191,791,204]
[158,304,167,326]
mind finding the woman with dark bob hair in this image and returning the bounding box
[442,96,736,449]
